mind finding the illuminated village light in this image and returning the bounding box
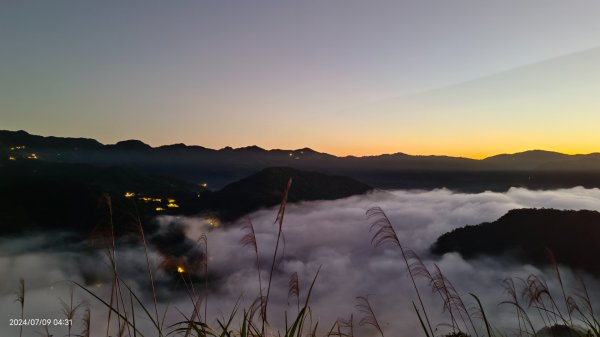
[206,217,222,228]
[8,156,16,161]
[124,192,135,198]
[177,266,185,273]
[140,197,162,202]
[155,207,165,211]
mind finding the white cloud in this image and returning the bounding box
[2,187,600,337]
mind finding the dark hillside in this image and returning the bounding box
[6,130,600,191]
[0,159,203,234]
[204,167,373,221]
[432,208,600,275]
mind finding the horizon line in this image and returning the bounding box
[3,129,600,160]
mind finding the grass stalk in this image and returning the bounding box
[15,278,25,337]
[356,296,385,337]
[264,178,293,329]
[366,206,435,337]
[240,217,265,320]
[131,199,162,334]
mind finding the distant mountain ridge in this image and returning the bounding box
[3,130,600,191]
[5,129,598,161]
[4,129,599,163]
[0,130,327,156]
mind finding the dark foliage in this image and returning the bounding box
[0,159,202,236]
[203,167,372,221]
[432,208,600,275]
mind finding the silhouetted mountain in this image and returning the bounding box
[0,130,102,150]
[107,139,153,151]
[480,149,600,172]
[0,159,203,234]
[432,209,600,275]
[0,152,373,232]
[4,130,600,191]
[203,167,373,221]
[482,150,570,169]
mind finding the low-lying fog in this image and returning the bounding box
[3,187,600,337]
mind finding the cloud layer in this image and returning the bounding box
[3,187,600,336]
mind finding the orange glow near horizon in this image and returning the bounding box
[298,128,600,159]
[132,133,600,160]
[319,145,600,160]
[283,138,600,159]
[12,127,600,160]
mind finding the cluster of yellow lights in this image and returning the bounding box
[207,217,221,228]
[124,193,179,210]
[9,146,26,151]
[26,153,38,159]
[8,156,16,161]
[200,182,208,188]
[177,266,185,273]
[140,197,162,202]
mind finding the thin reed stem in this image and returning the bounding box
[131,200,161,334]
[264,178,293,330]
[366,207,435,337]
[15,278,25,337]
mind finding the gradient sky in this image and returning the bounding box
[2,1,600,158]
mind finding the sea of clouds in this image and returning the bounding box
[3,187,600,337]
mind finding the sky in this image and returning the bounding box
[2,1,600,158]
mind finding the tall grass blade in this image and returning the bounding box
[15,278,25,337]
[413,301,432,337]
[470,293,492,337]
[265,178,293,327]
[366,207,435,337]
[70,280,147,337]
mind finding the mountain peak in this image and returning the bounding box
[207,167,372,221]
[294,147,318,153]
[235,145,266,152]
[484,149,567,161]
[111,139,152,150]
